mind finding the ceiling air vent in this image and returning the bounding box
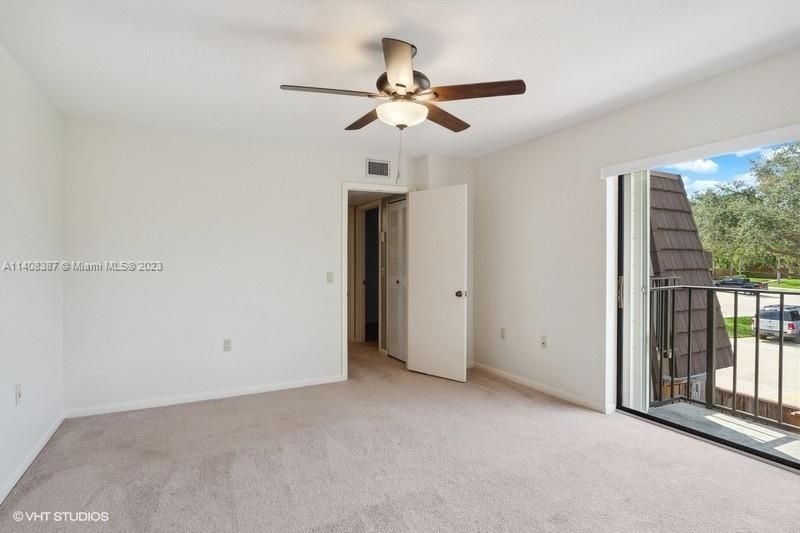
[366,159,390,178]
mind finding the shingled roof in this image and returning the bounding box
[650,171,733,381]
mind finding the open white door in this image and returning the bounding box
[407,184,468,382]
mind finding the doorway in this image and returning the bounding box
[346,187,408,372]
[341,181,470,383]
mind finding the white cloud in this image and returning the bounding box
[664,158,719,174]
[682,176,723,196]
[682,172,756,196]
[732,172,757,185]
[735,145,786,161]
[735,147,761,157]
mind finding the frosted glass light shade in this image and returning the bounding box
[376,101,428,128]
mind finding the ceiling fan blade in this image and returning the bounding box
[345,109,379,130]
[280,85,385,98]
[423,103,470,132]
[382,38,416,95]
[428,80,526,102]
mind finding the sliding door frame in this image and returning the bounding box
[613,173,800,472]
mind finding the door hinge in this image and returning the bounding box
[617,276,624,309]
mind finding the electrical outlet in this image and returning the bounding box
[540,335,548,348]
[223,338,232,352]
[15,384,22,406]
[500,328,506,340]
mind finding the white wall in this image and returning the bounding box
[62,119,408,415]
[0,45,64,502]
[474,47,800,412]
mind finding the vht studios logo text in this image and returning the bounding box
[13,510,109,522]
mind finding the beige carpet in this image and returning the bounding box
[1,343,798,532]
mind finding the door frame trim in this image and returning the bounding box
[341,182,410,379]
[616,174,625,408]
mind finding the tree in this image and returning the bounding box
[691,181,763,274]
[689,142,800,276]
[750,143,800,260]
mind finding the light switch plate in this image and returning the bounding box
[326,272,334,284]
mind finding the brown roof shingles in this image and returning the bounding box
[650,171,733,379]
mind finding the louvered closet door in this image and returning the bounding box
[387,200,408,361]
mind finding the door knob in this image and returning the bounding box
[455,290,463,298]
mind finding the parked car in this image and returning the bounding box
[752,305,800,342]
[714,277,768,292]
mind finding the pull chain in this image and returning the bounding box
[395,125,405,184]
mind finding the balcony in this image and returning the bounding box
[647,281,800,467]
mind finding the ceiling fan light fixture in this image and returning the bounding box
[376,100,428,128]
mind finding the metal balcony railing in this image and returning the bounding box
[649,281,800,433]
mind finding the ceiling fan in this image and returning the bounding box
[280,38,526,132]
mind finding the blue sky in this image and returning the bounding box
[654,142,789,196]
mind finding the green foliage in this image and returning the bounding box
[751,143,800,260]
[689,142,800,275]
[691,182,762,273]
[749,277,800,290]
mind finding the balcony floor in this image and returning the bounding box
[650,401,800,467]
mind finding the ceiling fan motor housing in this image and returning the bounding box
[376,71,431,95]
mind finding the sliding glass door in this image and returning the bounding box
[616,168,800,469]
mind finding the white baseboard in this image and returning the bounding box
[1,415,63,505]
[65,374,347,418]
[467,360,474,369]
[473,362,603,413]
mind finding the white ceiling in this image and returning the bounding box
[1,1,799,158]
